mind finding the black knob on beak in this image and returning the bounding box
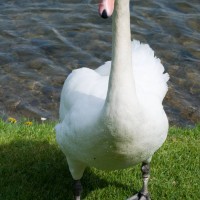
[101,10,108,19]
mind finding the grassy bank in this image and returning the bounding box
[0,119,199,200]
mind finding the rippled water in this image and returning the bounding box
[0,0,199,126]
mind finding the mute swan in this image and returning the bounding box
[55,0,169,199]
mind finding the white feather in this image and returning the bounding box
[55,40,169,180]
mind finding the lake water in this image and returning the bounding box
[0,0,199,126]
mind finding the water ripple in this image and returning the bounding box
[0,0,199,126]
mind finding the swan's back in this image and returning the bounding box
[59,40,169,122]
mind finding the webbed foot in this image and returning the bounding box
[127,192,151,200]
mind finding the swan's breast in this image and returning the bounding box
[78,107,168,170]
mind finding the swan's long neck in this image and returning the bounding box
[104,0,137,114]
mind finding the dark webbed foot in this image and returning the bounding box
[127,162,151,200]
[73,180,83,200]
[127,192,151,200]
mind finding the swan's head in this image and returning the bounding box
[99,0,115,18]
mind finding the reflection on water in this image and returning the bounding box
[0,0,199,126]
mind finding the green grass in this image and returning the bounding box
[0,119,199,200]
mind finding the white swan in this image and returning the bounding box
[55,0,169,199]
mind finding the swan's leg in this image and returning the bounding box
[66,158,85,200]
[127,162,151,200]
[73,180,83,200]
